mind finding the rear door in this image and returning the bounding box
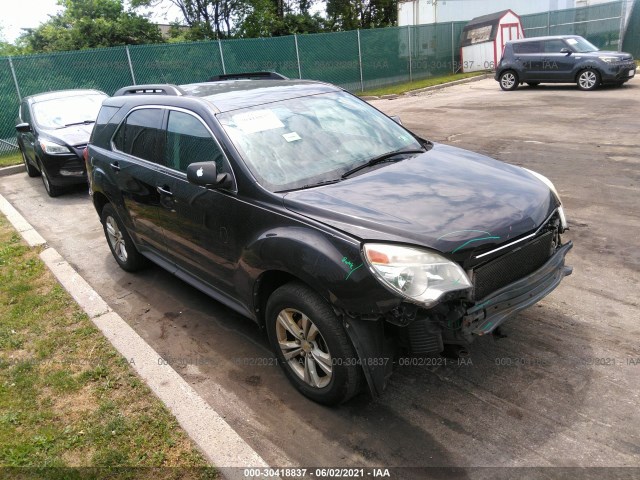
[109,107,171,259]
[513,41,544,81]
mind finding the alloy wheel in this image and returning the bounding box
[105,215,128,263]
[275,308,332,389]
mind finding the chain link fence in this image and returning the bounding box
[1,0,637,156]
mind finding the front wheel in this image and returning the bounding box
[20,148,39,177]
[577,69,600,90]
[266,283,364,405]
[39,161,63,197]
[101,203,147,272]
[499,70,519,91]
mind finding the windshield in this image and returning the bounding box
[218,91,422,192]
[565,37,599,53]
[32,93,107,129]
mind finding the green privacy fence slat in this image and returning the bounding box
[360,26,410,90]
[221,36,299,80]
[521,0,625,49]
[11,47,132,97]
[128,41,224,85]
[0,59,20,146]
[0,0,636,154]
[622,0,640,57]
[297,30,361,91]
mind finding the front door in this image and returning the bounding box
[156,109,240,297]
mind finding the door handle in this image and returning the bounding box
[157,185,173,196]
[110,162,120,171]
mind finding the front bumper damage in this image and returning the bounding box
[463,241,573,337]
[344,241,573,398]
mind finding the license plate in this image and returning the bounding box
[630,69,636,77]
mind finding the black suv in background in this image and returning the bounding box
[496,35,636,91]
[16,89,108,196]
[87,74,572,404]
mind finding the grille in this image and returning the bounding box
[473,231,554,300]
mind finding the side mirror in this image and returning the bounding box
[560,48,572,55]
[15,122,31,133]
[187,162,232,190]
[390,115,403,125]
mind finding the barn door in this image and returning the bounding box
[501,23,521,54]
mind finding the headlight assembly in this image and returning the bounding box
[40,139,71,155]
[523,167,568,231]
[598,56,618,63]
[363,243,471,307]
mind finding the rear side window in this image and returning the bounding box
[164,110,225,174]
[113,108,164,165]
[513,41,541,54]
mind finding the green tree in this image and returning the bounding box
[325,0,397,30]
[18,0,163,52]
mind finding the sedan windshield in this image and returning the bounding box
[565,36,599,53]
[32,93,107,129]
[218,92,423,192]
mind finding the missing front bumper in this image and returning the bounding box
[463,241,573,336]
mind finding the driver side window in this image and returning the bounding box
[164,110,226,175]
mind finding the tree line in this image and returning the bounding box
[0,0,398,55]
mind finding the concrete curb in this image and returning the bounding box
[363,73,493,100]
[0,164,25,177]
[0,192,270,479]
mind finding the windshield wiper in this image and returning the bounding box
[341,148,425,179]
[275,178,342,193]
[63,120,95,127]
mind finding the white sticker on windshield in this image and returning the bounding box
[233,109,284,133]
[566,38,578,45]
[282,132,302,142]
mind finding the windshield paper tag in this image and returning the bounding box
[233,110,284,133]
[282,132,301,142]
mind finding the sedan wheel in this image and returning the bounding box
[499,71,519,91]
[266,283,364,405]
[39,161,63,197]
[21,149,39,177]
[577,69,600,90]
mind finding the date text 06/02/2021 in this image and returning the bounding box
[243,468,391,478]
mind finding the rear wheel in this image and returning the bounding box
[499,70,519,91]
[266,283,364,405]
[101,203,147,272]
[20,148,39,177]
[577,69,600,91]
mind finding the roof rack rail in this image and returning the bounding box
[207,71,289,82]
[113,84,186,97]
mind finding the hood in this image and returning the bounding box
[42,123,93,147]
[283,143,558,262]
[583,50,634,61]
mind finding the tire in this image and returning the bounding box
[499,70,519,91]
[526,82,540,87]
[577,69,600,91]
[20,148,39,177]
[39,161,63,197]
[100,203,147,272]
[266,282,364,405]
